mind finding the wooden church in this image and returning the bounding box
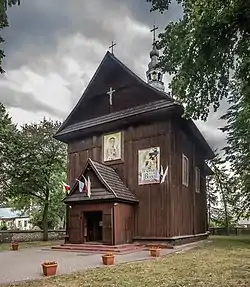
[54,32,214,246]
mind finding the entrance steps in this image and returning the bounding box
[51,243,145,254]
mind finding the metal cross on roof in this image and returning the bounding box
[150,24,158,43]
[109,41,116,54]
[107,87,116,106]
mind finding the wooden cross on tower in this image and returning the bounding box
[150,24,158,43]
[109,41,116,54]
[107,87,116,106]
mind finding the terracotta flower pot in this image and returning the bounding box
[150,248,160,257]
[11,243,19,251]
[102,254,115,265]
[41,262,58,276]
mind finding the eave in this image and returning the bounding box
[54,100,182,143]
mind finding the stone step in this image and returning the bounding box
[51,243,145,254]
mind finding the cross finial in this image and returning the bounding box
[150,24,158,43]
[107,87,116,106]
[109,41,116,54]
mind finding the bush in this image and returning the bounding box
[0,222,8,230]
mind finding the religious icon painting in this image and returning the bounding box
[103,131,123,162]
[138,147,160,185]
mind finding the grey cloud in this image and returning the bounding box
[125,0,183,28]
[1,0,227,151]
[3,0,182,71]
[0,86,65,118]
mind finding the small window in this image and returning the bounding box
[24,220,27,227]
[195,167,200,193]
[182,154,189,187]
[18,220,22,228]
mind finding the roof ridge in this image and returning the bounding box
[108,52,173,102]
[55,51,174,137]
[56,51,111,134]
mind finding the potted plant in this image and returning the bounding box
[41,261,58,276]
[11,240,19,251]
[102,252,115,265]
[149,246,161,257]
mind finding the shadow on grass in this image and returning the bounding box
[210,235,250,249]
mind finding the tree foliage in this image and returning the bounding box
[147,0,250,120]
[221,92,250,215]
[148,0,250,211]
[0,103,17,201]
[7,118,67,240]
[0,0,20,73]
[207,152,245,230]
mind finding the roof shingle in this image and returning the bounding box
[65,159,138,204]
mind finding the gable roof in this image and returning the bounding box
[54,51,215,160]
[55,51,173,136]
[66,158,138,204]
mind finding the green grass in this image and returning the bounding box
[0,240,63,252]
[4,236,250,286]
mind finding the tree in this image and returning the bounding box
[29,188,66,230]
[10,171,66,230]
[7,118,67,240]
[0,102,17,201]
[0,0,20,73]
[147,0,250,120]
[147,0,250,209]
[207,152,247,232]
[221,92,250,216]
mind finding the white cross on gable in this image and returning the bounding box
[107,87,116,106]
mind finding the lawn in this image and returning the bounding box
[5,236,250,287]
[0,240,64,252]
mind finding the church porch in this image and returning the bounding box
[66,201,135,246]
[64,158,139,246]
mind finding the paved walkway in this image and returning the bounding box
[0,241,207,285]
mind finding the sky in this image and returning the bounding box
[1,0,227,151]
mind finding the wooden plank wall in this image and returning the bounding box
[67,119,208,240]
[171,119,207,237]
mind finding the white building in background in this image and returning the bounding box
[0,208,32,230]
[238,218,250,228]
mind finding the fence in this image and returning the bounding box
[209,227,250,236]
[0,229,66,243]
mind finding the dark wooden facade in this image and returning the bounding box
[55,51,214,245]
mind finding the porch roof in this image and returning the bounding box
[65,159,138,204]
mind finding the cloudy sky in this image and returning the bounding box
[1,0,226,151]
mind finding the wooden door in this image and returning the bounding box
[102,208,113,245]
[69,213,81,243]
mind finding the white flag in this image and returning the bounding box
[160,165,164,177]
[76,178,85,193]
[78,180,85,193]
[87,176,91,198]
[160,166,168,184]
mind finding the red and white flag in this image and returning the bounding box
[76,176,91,198]
[63,182,70,193]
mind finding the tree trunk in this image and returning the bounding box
[213,166,230,236]
[42,190,50,241]
[207,178,211,228]
[221,187,230,236]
